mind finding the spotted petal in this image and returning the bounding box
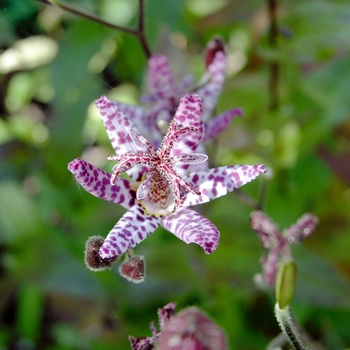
[99,205,162,258]
[148,54,178,99]
[182,164,267,206]
[161,207,220,254]
[171,94,205,174]
[250,211,280,248]
[203,108,243,143]
[68,158,136,209]
[196,51,227,121]
[96,95,140,154]
[108,100,151,139]
[283,213,319,243]
[115,99,165,149]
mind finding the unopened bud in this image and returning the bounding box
[84,235,119,271]
[275,261,297,309]
[119,255,146,283]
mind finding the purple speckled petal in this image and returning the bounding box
[283,213,319,244]
[250,211,280,249]
[171,94,205,174]
[148,54,178,99]
[196,51,227,121]
[68,158,136,209]
[178,73,194,93]
[203,108,243,143]
[109,100,151,138]
[161,207,220,254]
[182,164,267,206]
[262,247,280,287]
[158,302,177,331]
[96,95,140,154]
[99,205,162,258]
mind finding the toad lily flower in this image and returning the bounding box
[129,302,227,350]
[114,36,242,148]
[68,94,266,261]
[250,211,319,287]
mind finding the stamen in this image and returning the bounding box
[137,174,152,200]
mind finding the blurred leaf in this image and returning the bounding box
[48,19,107,161]
[294,247,350,307]
[16,285,44,342]
[302,56,350,126]
[0,181,42,242]
[282,1,350,62]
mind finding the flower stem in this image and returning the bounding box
[137,0,152,58]
[43,0,152,58]
[274,303,313,350]
[234,188,260,210]
[267,0,279,111]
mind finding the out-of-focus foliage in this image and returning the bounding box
[0,0,350,349]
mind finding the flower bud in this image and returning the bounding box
[84,235,119,271]
[119,255,146,283]
[275,260,297,309]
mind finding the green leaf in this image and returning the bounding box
[16,285,44,342]
[294,247,350,307]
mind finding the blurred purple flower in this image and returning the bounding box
[250,211,319,287]
[129,303,227,350]
[68,94,266,262]
[113,36,242,148]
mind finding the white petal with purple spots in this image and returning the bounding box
[161,207,220,254]
[182,164,267,206]
[109,100,150,135]
[171,94,205,174]
[196,51,227,121]
[148,54,178,99]
[68,158,136,209]
[96,96,140,154]
[203,107,243,143]
[99,205,162,258]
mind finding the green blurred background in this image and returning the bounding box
[1,0,350,349]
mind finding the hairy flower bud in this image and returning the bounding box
[119,255,146,283]
[84,235,119,271]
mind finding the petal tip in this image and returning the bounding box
[67,158,81,173]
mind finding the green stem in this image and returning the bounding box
[267,0,279,111]
[274,303,313,350]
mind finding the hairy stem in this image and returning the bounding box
[274,303,313,350]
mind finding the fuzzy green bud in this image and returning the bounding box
[275,260,297,309]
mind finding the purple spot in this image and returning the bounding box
[136,215,145,222]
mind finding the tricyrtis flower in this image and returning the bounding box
[129,302,227,350]
[250,211,319,287]
[114,36,242,147]
[107,94,207,213]
[68,94,266,263]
